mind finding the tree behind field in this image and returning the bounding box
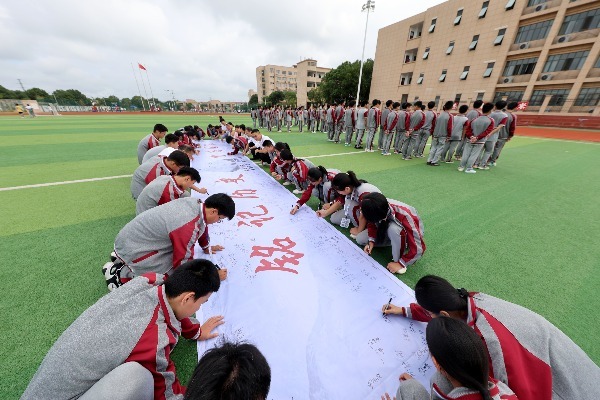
[267,90,285,105]
[249,94,259,109]
[52,89,91,106]
[284,91,297,107]
[319,59,374,104]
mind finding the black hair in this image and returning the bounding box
[225,136,234,144]
[402,102,410,109]
[443,101,454,111]
[360,193,390,243]
[274,142,290,152]
[414,275,469,314]
[482,102,495,113]
[421,105,426,111]
[495,100,507,110]
[414,101,423,108]
[167,150,191,167]
[185,342,271,400]
[473,100,484,109]
[204,193,236,220]
[178,144,195,154]
[176,166,201,183]
[385,100,393,107]
[307,166,328,182]
[426,317,493,400]
[507,102,518,110]
[331,171,362,191]
[391,101,400,109]
[427,101,436,109]
[459,105,469,114]
[262,140,273,148]
[279,149,294,161]
[164,259,220,300]
[348,100,357,107]
[154,123,168,132]
[174,131,184,139]
[372,99,381,106]
[164,133,178,144]
[360,100,369,107]
[251,129,260,134]
[240,124,246,131]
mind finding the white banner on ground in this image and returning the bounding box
[193,141,433,400]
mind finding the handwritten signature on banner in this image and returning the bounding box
[237,205,274,228]
[250,237,304,274]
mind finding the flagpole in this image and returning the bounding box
[144,69,156,110]
[137,64,150,111]
[131,63,146,111]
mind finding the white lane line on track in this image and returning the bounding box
[0,175,132,192]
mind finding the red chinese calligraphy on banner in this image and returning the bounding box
[218,174,245,184]
[237,205,274,227]
[231,189,259,198]
[251,237,304,274]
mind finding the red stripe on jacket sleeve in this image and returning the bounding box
[169,217,200,269]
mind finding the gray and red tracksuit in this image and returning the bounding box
[136,175,189,215]
[365,106,382,151]
[455,108,482,158]
[137,133,160,164]
[427,110,453,164]
[114,197,209,279]
[441,113,468,162]
[22,273,201,400]
[288,158,316,192]
[330,182,381,227]
[396,375,517,400]
[344,107,356,145]
[270,156,290,177]
[379,106,391,149]
[131,155,174,200]
[402,292,600,400]
[296,169,340,207]
[333,105,345,142]
[228,136,248,155]
[459,115,495,170]
[415,109,437,157]
[479,110,508,167]
[393,109,411,153]
[491,111,517,163]
[382,110,400,154]
[401,110,426,158]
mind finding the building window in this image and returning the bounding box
[543,50,590,72]
[429,18,437,33]
[423,47,430,59]
[514,20,553,43]
[574,87,600,106]
[595,57,600,68]
[400,73,413,86]
[527,0,548,6]
[505,0,516,10]
[559,8,600,35]
[454,9,463,25]
[455,94,462,103]
[446,41,455,54]
[504,57,538,75]
[493,91,524,102]
[479,1,489,18]
[460,66,470,80]
[469,35,480,50]
[530,89,570,106]
[476,92,485,101]
[439,69,447,82]
[417,73,424,84]
[494,29,507,45]
[483,62,495,77]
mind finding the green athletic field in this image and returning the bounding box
[0,114,598,397]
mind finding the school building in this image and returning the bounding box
[256,59,331,107]
[370,0,600,124]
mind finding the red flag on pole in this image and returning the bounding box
[138,63,147,71]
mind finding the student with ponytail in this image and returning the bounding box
[383,316,518,400]
[290,166,340,215]
[279,149,315,194]
[316,171,381,235]
[270,142,292,185]
[356,193,425,274]
[382,275,600,400]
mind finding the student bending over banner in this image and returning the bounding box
[23,260,224,400]
[131,150,190,200]
[135,167,202,215]
[382,275,600,400]
[290,166,340,215]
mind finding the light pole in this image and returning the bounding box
[356,0,375,105]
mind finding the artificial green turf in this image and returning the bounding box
[0,115,598,398]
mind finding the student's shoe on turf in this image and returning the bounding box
[283,180,293,186]
[490,162,496,166]
[465,168,477,174]
[480,165,490,170]
[344,143,350,146]
[431,163,440,166]
[110,251,117,262]
[455,156,461,161]
[355,145,363,149]
[445,160,453,163]
[403,156,412,160]
[395,266,408,275]
[382,152,391,156]
[349,233,357,239]
[102,261,123,292]
[327,139,333,141]
[292,189,304,194]
[368,149,375,152]
[426,161,432,165]
[457,167,465,172]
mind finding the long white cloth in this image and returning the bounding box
[194,141,434,399]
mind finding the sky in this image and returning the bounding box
[0,0,445,102]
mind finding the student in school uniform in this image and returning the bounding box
[23,260,224,400]
[284,107,292,132]
[226,135,249,156]
[130,150,190,200]
[248,130,273,164]
[251,108,257,128]
[290,166,340,215]
[477,101,508,170]
[382,275,600,400]
[382,102,401,156]
[326,103,335,139]
[441,105,469,163]
[393,102,411,154]
[455,100,483,160]
[308,106,317,133]
[427,101,454,166]
[270,142,292,185]
[490,102,517,166]
[344,100,357,146]
[316,171,381,235]
[355,192,425,275]
[103,194,235,290]
[365,99,382,152]
[379,100,393,150]
[142,133,179,164]
[135,167,202,215]
[382,317,518,400]
[279,149,315,194]
[354,100,369,149]
[320,104,327,132]
[297,106,305,132]
[333,100,346,143]
[401,102,426,160]
[415,101,437,158]
[458,103,503,174]
[137,124,168,164]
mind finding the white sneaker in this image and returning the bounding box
[292,189,304,194]
[395,266,407,275]
[457,167,465,172]
[282,181,292,186]
[465,168,477,174]
[349,233,357,239]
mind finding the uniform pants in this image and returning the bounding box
[355,129,366,146]
[478,139,497,166]
[333,122,344,142]
[286,120,292,132]
[454,137,467,158]
[459,142,485,170]
[326,122,333,137]
[252,118,257,128]
[381,132,394,154]
[394,130,407,152]
[275,119,281,131]
[427,137,447,164]
[365,127,377,150]
[80,362,154,400]
[263,118,268,128]
[355,221,404,263]
[330,202,359,227]
[441,139,460,161]
[415,130,430,156]
[298,121,303,132]
[490,139,507,163]
[344,127,354,144]
[401,132,421,158]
